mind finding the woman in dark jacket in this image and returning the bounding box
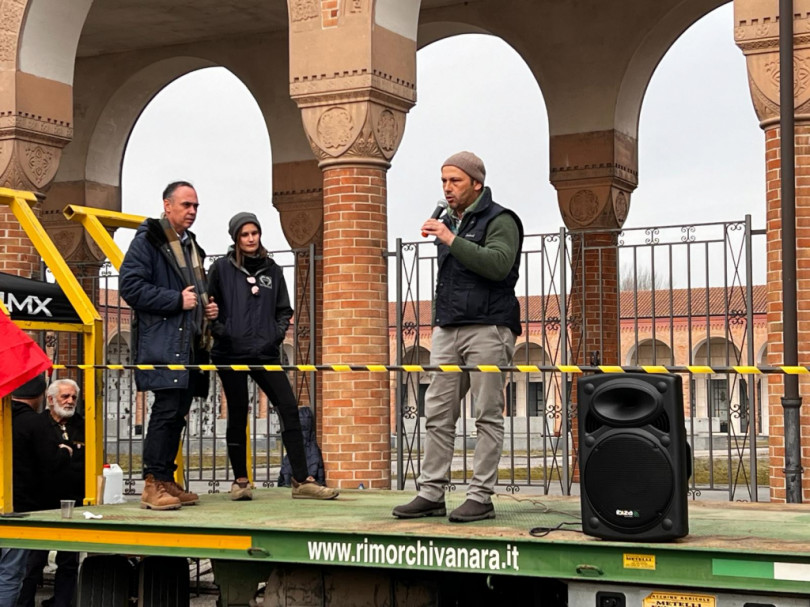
[208,212,338,501]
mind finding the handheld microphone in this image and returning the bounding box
[422,200,449,237]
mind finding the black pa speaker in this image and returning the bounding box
[578,373,689,541]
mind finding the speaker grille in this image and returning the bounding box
[584,410,670,433]
[583,433,674,530]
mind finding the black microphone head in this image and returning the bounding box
[430,199,448,219]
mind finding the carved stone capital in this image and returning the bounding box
[41,224,105,263]
[0,69,73,192]
[735,2,810,125]
[556,182,632,231]
[299,99,407,169]
[549,130,637,230]
[272,160,324,249]
[288,0,415,168]
[0,139,64,193]
[37,180,120,263]
[274,195,324,249]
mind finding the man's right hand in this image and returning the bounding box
[181,285,198,310]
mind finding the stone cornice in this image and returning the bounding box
[0,113,73,144]
[736,33,810,53]
[550,163,638,188]
[290,72,415,112]
[272,188,323,201]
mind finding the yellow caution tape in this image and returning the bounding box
[49,363,810,374]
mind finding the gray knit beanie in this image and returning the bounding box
[228,212,262,242]
[442,151,486,184]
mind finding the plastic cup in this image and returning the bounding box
[60,499,74,519]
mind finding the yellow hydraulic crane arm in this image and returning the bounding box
[0,301,12,514]
[63,205,146,271]
[0,190,101,327]
[0,188,107,505]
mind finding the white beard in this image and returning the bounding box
[52,403,75,419]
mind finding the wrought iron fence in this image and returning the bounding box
[46,245,316,496]
[38,217,767,502]
[392,216,768,501]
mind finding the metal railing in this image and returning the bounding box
[42,217,768,502]
[392,216,768,501]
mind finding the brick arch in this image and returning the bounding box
[514,340,550,364]
[84,57,218,193]
[107,330,131,350]
[416,21,490,50]
[614,0,727,136]
[16,0,93,84]
[693,336,742,366]
[403,344,430,366]
[626,338,674,366]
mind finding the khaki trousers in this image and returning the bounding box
[417,324,516,504]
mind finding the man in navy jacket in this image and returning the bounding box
[119,181,218,510]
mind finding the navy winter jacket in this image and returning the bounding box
[207,250,293,361]
[119,219,207,391]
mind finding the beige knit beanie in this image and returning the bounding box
[442,151,486,184]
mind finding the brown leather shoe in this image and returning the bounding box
[164,480,200,506]
[140,475,181,510]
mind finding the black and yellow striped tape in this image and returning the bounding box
[49,363,807,374]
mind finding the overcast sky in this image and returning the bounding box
[118,4,764,262]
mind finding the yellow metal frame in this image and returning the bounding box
[63,206,255,487]
[0,300,13,514]
[62,205,145,270]
[0,188,104,508]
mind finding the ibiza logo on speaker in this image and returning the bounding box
[615,509,640,518]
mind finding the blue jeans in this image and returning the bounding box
[0,548,28,607]
[142,388,195,481]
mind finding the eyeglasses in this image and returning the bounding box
[179,202,199,210]
[247,276,259,296]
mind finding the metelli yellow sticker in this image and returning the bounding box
[643,591,716,607]
[623,553,656,570]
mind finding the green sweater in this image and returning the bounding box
[448,196,520,282]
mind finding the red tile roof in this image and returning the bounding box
[391,285,767,325]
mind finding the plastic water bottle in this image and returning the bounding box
[102,463,125,504]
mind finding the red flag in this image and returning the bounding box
[0,312,52,398]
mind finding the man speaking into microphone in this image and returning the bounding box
[393,151,524,523]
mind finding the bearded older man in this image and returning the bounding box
[17,379,83,607]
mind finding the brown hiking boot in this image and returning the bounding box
[291,477,339,500]
[140,475,181,510]
[164,480,200,506]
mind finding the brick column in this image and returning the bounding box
[762,125,810,501]
[735,1,810,501]
[550,130,638,479]
[287,0,416,488]
[568,231,621,367]
[318,165,390,488]
[550,130,636,368]
[550,132,637,365]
